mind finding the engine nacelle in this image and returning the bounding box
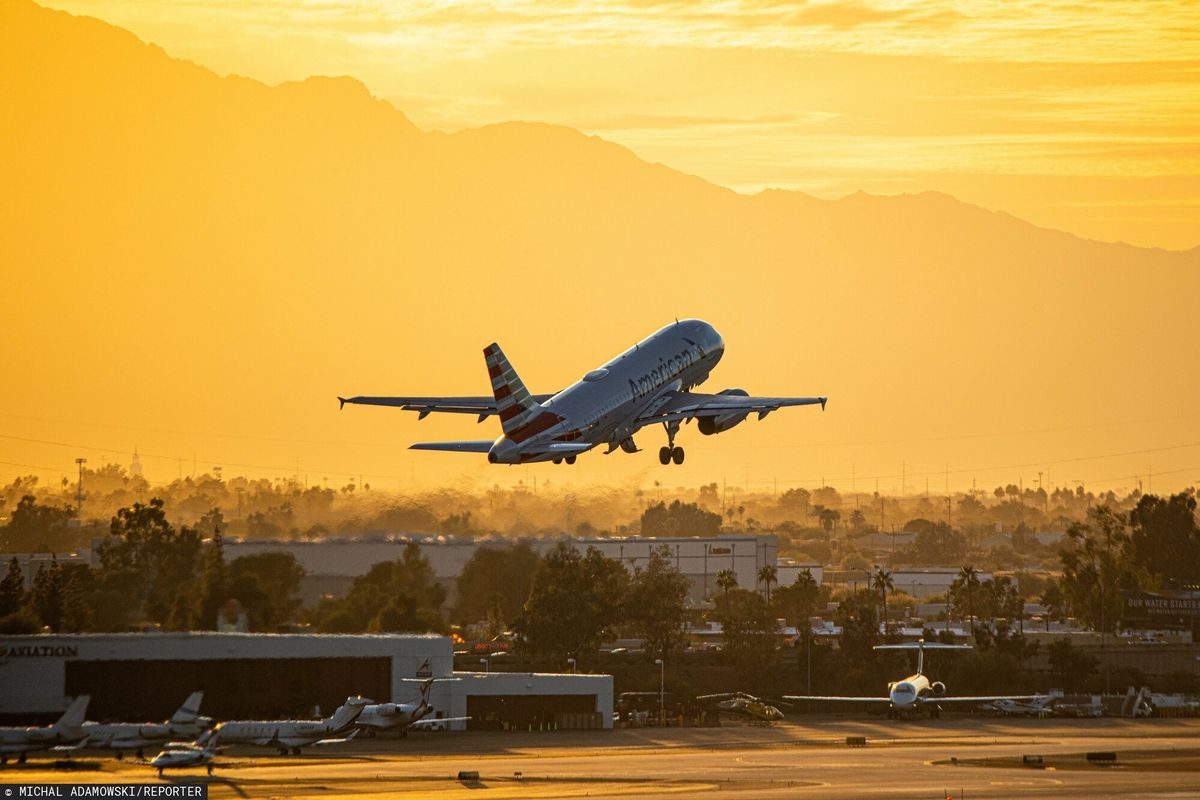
[697,389,750,435]
[931,681,946,696]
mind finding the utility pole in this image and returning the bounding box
[74,457,87,518]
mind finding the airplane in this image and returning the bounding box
[210,696,367,755]
[980,691,1061,717]
[84,690,211,759]
[695,692,787,722]
[354,679,469,737]
[149,731,220,777]
[784,639,1047,719]
[338,319,826,465]
[0,695,90,764]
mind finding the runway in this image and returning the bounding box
[9,717,1200,799]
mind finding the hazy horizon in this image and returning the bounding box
[2,0,1198,499]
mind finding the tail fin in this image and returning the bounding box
[484,343,539,435]
[418,678,434,707]
[53,695,90,731]
[170,691,204,724]
[325,696,368,732]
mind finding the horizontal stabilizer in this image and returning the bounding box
[409,440,494,453]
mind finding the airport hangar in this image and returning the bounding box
[0,633,611,730]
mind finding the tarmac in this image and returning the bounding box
[7,716,1200,799]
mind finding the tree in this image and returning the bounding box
[29,558,64,631]
[454,541,539,626]
[1047,639,1097,690]
[198,530,227,629]
[1127,493,1200,584]
[954,565,980,634]
[640,501,723,536]
[228,552,304,630]
[94,499,203,628]
[2,495,76,553]
[626,546,691,661]
[716,568,738,596]
[773,569,822,627]
[871,567,894,628]
[1059,507,1136,633]
[714,588,779,675]
[515,544,628,660]
[312,543,444,633]
[834,590,879,661]
[1039,581,1066,632]
[757,564,778,602]
[0,557,24,617]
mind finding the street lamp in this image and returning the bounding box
[567,658,576,674]
[654,658,664,725]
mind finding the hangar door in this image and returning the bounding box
[66,657,391,720]
[467,694,596,730]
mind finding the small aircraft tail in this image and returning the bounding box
[326,697,369,732]
[53,695,90,731]
[169,691,204,724]
[418,678,434,708]
[484,343,540,435]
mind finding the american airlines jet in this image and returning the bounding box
[339,319,826,465]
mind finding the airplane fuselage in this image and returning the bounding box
[0,726,84,755]
[214,719,347,749]
[84,720,208,751]
[488,319,724,463]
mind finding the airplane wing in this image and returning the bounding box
[407,716,470,730]
[312,730,360,745]
[921,695,1046,705]
[636,391,827,426]
[782,695,890,705]
[338,395,553,420]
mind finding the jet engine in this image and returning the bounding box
[930,681,946,696]
[697,389,750,435]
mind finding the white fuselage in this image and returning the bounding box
[356,700,429,731]
[488,319,724,463]
[0,725,85,755]
[214,719,346,749]
[887,673,934,710]
[150,743,214,771]
[84,720,209,751]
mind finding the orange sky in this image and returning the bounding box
[38,0,1200,251]
[2,0,1199,504]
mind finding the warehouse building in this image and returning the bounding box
[0,633,612,730]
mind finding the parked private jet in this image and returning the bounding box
[0,695,90,764]
[339,319,826,465]
[84,690,211,759]
[355,679,469,736]
[149,731,219,777]
[785,639,1046,719]
[210,697,367,755]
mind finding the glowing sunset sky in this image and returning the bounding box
[40,0,1200,250]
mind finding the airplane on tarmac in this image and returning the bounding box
[84,690,211,759]
[210,696,368,755]
[338,319,826,465]
[784,639,1046,719]
[0,695,90,764]
[149,731,220,777]
[979,694,1059,717]
[355,679,469,737]
[695,692,788,722]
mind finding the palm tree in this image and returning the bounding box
[757,564,777,603]
[957,565,980,635]
[871,567,894,630]
[716,569,738,596]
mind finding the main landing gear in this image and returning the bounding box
[551,455,577,465]
[658,421,685,465]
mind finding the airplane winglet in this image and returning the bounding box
[820,397,827,411]
[338,397,347,410]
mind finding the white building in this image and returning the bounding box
[0,633,611,730]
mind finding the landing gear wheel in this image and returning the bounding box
[207,765,214,775]
[291,747,302,756]
[671,447,685,465]
[137,748,145,760]
[659,446,672,465]
[565,455,576,465]
[553,457,562,465]
[116,752,125,761]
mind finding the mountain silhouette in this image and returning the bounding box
[1,0,1196,488]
